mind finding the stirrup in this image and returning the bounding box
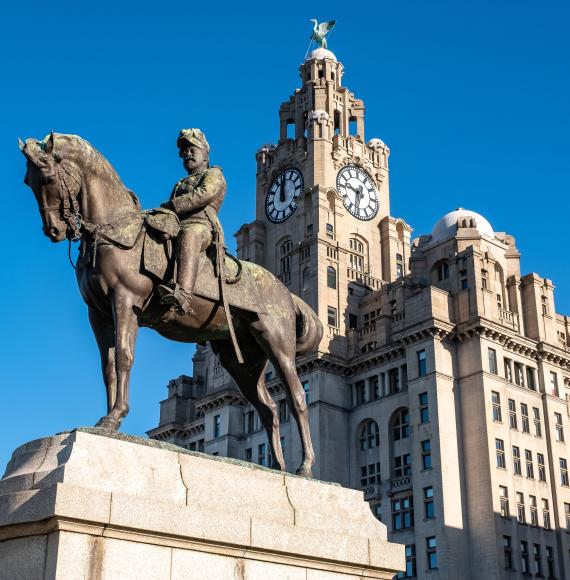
[159,284,193,315]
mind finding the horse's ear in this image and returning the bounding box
[44,131,55,155]
[18,138,26,153]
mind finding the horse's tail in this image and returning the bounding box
[292,295,323,355]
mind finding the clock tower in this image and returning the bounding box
[236,46,411,357]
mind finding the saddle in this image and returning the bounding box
[85,209,262,314]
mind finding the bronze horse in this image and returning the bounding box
[20,132,322,477]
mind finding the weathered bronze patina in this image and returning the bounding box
[21,131,323,477]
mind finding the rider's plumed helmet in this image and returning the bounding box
[177,129,210,154]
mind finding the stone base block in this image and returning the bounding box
[0,428,404,579]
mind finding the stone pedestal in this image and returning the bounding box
[0,429,403,579]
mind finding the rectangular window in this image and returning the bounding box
[417,350,427,377]
[394,454,412,477]
[504,358,513,382]
[530,495,538,527]
[326,222,334,238]
[533,544,543,576]
[370,376,380,400]
[360,462,381,487]
[488,348,498,374]
[396,544,416,579]
[549,371,559,396]
[538,453,546,482]
[508,399,517,429]
[391,496,414,531]
[516,492,526,524]
[525,449,535,479]
[419,392,429,423]
[533,407,542,437]
[555,412,564,442]
[258,443,266,466]
[424,486,434,519]
[492,391,502,422]
[327,306,338,327]
[546,546,555,579]
[213,414,221,439]
[355,380,366,405]
[496,438,506,469]
[541,503,549,529]
[503,536,513,569]
[560,458,569,486]
[243,410,255,434]
[499,486,509,518]
[421,440,432,470]
[245,448,252,462]
[514,362,525,386]
[521,541,529,574]
[513,446,522,475]
[278,399,288,423]
[565,502,570,531]
[197,439,204,452]
[521,403,530,433]
[426,536,437,570]
[526,367,536,390]
[389,368,400,394]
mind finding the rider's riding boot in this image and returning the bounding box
[158,284,193,315]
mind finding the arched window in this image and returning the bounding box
[431,259,449,284]
[359,420,380,450]
[327,266,337,289]
[349,237,366,273]
[392,408,410,441]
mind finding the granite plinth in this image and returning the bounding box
[0,428,404,579]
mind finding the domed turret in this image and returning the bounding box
[305,48,337,62]
[431,208,494,242]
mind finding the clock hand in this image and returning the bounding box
[279,176,286,203]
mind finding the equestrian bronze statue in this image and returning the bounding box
[20,131,323,477]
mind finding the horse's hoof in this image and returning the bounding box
[95,416,120,431]
[296,465,313,478]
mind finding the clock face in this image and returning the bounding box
[336,165,379,221]
[265,168,304,223]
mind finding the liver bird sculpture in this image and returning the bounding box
[310,19,336,49]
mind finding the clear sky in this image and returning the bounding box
[1,0,569,470]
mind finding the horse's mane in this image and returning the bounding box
[51,133,141,210]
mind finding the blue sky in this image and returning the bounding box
[1,0,569,470]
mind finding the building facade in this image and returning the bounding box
[148,47,570,580]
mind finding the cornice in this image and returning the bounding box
[195,387,247,413]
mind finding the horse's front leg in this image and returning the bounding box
[89,308,117,418]
[96,294,139,431]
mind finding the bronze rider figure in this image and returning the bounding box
[158,129,226,315]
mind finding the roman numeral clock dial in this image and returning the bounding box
[265,168,304,224]
[336,165,379,221]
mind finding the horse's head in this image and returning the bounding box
[20,132,78,242]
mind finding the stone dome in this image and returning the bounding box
[431,208,494,242]
[367,138,387,150]
[305,48,337,62]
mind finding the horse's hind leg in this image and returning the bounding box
[269,349,315,478]
[88,307,117,415]
[249,314,315,478]
[212,340,286,471]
